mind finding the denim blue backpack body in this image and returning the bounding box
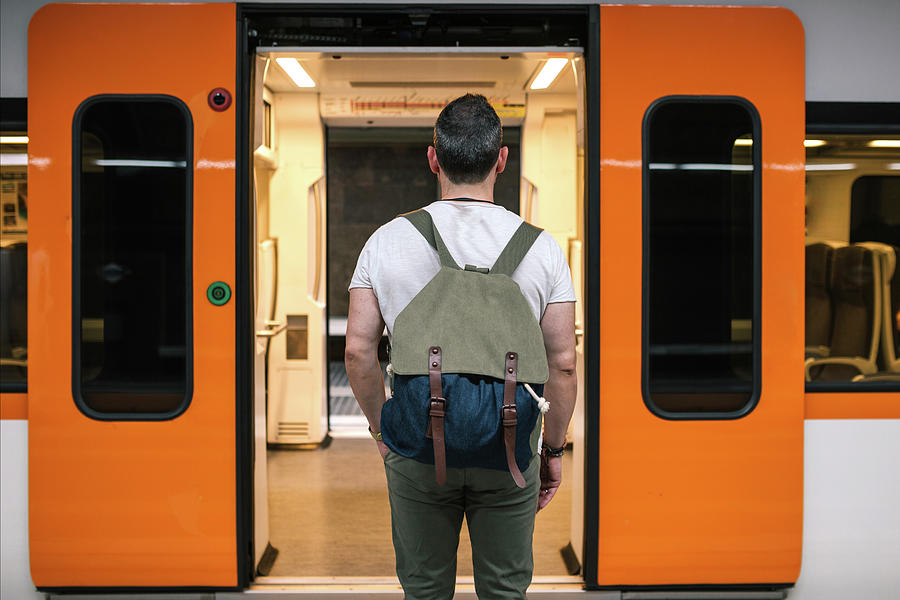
[379,209,549,488]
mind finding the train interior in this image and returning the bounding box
[248,50,587,579]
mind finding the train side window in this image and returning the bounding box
[642,97,760,418]
[73,96,193,418]
[805,133,900,387]
[849,176,899,244]
[0,112,28,392]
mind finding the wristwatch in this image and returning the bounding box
[541,441,566,457]
[368,426,383,442]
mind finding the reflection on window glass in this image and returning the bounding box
[75,97,192,416]
[805,135,900,384]
[0,132,28,387]
[644,99,758,416]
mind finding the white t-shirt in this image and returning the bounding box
[349,199,576,337]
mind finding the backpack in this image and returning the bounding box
[380,209,549,488]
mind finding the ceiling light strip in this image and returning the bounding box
[276,58,316,88]
[530,58,568,90]
[868,139,900,148]
[805,163,857,171]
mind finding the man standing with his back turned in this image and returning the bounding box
[345,93,577,600]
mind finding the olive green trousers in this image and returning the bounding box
[383,450,541,600]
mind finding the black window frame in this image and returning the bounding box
[805,101,900,394]
[641,94,763,421]
[71,94,195,421]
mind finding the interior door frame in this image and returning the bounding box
[234,1,600,586]
[583,4,601,588]
[236,10,254,587]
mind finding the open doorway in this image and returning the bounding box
[325,125,521,432]
[250,49,586,582]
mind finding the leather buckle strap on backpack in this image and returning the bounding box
[426,346,447,486]
[504,352,527,488]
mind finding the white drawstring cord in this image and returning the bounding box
[523,383,550,414]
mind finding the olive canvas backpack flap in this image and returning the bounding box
[380,209,549,488]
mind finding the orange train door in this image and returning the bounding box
[28,4,244,589]
[589,6,805,588]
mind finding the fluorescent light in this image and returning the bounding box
[805,163,856,171]
[868,139,900,148]
[0,153,27,166]
[887,163,900,171]
[804,139,826,148]
[93,159,186,168]
[530,58,568,90]
[681,163,753,171]
[0,136,28,144]
[649,162,753,172]
[276,58,316,88]
[733,138,753,146]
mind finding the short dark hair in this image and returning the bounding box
[433,93,503,184]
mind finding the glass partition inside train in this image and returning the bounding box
[250,50,587,579]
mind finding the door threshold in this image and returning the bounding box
[238,576,601,599]
[253,575,584,586]
[246,575,588,594]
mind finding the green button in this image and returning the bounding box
[207,281,231,306]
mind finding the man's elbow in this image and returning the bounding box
[548,350,577,377]
[344,341,370,369]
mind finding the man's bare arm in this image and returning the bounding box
[345,288,388,447]
[537,301,577,511]
[541,301,577,448]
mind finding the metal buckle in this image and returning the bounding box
[429,397,446,417]
[501,404,517,427]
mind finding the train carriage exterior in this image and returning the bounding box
[0,1,898,598]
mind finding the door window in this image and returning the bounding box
[643,97,760,417]
[74,96,193,417]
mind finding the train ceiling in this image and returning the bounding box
[261,52,580,95]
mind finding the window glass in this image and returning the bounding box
[263,100,272,148]
[75,97,192,416]
[850,176,900,244]
[0,131,28,388]
[805,134,900,385]
[643,99,759,416]
[325,126,520,318]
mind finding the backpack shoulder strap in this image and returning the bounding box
[401,209,461,270]
[490,221,543,276]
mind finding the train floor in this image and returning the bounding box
[266,438,573,577]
